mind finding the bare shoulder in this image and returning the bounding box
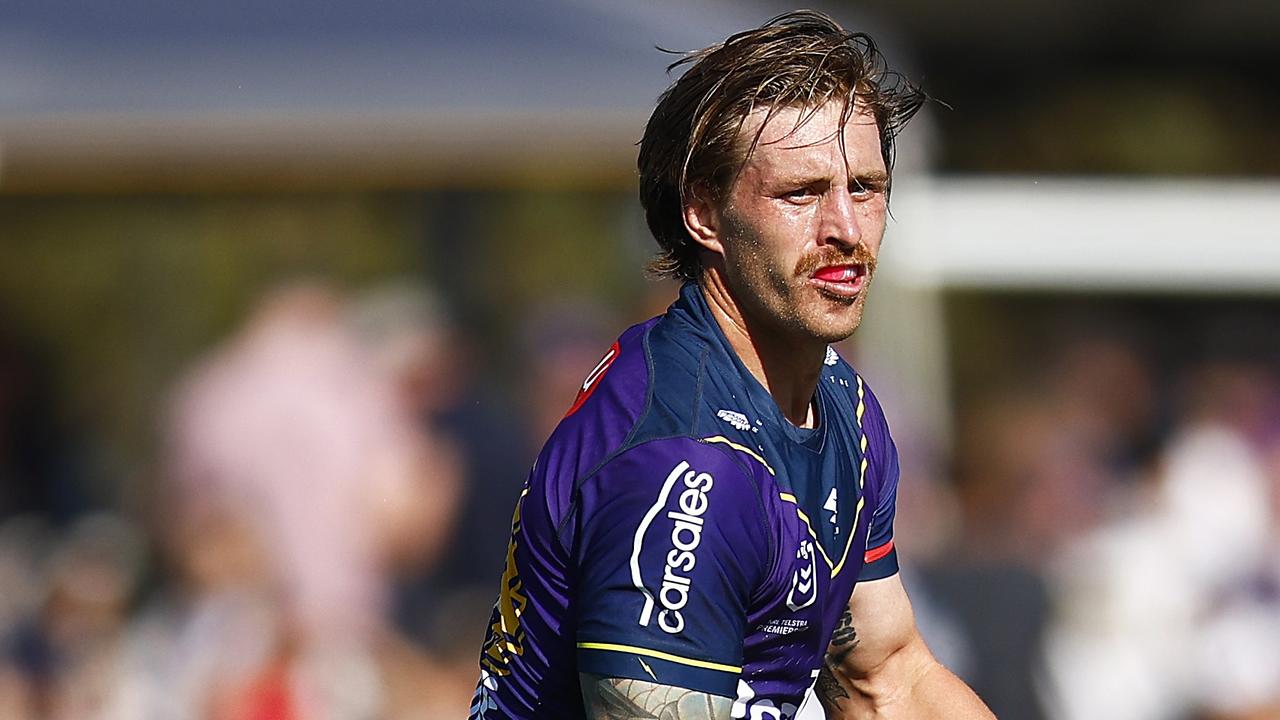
[580,674,732,720]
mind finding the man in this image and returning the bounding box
[471,11,995,719]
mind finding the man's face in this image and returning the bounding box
[700,101,888,344]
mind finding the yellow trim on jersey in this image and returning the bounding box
[830,496,865,576]
[776,492,836,572]
[701,435,776,476]
[831,375,869,577]
[705,374,874,579]
[576,643,742,674]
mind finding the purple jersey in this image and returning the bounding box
[470,284,900,719]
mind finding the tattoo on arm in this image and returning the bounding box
[815,608,860,705]
[827,608,860,664]
[580,674,732,720]
[815,665,847,704]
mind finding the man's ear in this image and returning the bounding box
[682,190,725,256]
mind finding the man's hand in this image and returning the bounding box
[815,575,995,719]
[580,674,732,719]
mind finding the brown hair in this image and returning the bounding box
[637,10,926,282]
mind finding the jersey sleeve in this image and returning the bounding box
[858,386,901,581]
[573,437,772,696]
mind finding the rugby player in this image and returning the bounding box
[470,10,995,719]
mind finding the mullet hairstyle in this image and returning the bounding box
[637,10,927,282]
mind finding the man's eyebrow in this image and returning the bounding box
[850,169,889,183]
[772,172,830,186]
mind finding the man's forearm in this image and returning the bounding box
[816,651,995,719]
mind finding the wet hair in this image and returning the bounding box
[637,10,926,282]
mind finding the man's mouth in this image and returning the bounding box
[809,264,868,297]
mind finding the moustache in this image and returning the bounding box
[793,246,878,278]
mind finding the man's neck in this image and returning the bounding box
[697,276,825,428]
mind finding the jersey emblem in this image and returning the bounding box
[824,346,839,366]
[786,540,818,612]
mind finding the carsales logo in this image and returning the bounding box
[631,460,715,634]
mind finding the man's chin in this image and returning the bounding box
[805,297,868,343]
[801,313,864,345]
[811,324,861,345]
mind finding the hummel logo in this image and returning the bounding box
[824,347,839,366]
[716,409,755,432]
[786,540,818,611]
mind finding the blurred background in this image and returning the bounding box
[1,0,1278,718]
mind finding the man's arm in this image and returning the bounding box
[815,575,995,719]
[581,674,732,719]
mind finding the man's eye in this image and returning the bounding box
[782,187,816,201]
[851,180,886,197]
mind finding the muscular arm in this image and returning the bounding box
[581,674,732,720]
[815,575,995,719]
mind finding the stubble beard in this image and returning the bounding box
[737,244,878,345]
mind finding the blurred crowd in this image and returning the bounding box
[0,279,625,719]
[888,327,1280,720]
[1,281,1278,719]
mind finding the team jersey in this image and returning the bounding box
[470,283,901,720]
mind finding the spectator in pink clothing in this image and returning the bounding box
[156,281,461,720]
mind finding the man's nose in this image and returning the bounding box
[820,189,861,248]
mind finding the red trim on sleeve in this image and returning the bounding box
[565,341,620,417]
[864,540,894,564]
